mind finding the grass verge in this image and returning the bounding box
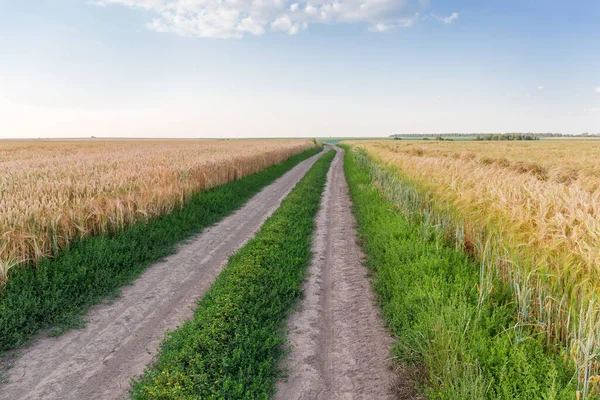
[342,145,577,399]
[0,147,321,354]
[130,150,335,399]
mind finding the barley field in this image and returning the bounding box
[0,139,315,284]
[348,140,600,396]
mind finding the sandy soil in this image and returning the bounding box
[0,150,324,400]
[276,147,396,400]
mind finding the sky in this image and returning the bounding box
[0,0,599,138]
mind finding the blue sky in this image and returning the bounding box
[0,0,599,138]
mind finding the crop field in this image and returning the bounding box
[345,140,600,397]
[131,150,335,399]
[2,139,598,399]
[0,139,314,284]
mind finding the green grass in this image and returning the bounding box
[0,147,321,354]
[342,146,577,399]
[130,150,335,399]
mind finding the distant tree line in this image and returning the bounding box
[474,133,539,141]
[577,132,600,137]
[389,132,600,140]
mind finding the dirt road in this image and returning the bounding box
[0,150,324,400]
[276,147,396,400]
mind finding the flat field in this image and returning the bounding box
[345,139,600,396]
[2,138,597,399]
[0,139,314,283]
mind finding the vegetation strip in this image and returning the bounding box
[0,140,314,285]
[349,140,600,396]
[130,150,335,399]
[0,147,322,354]
[342,145,576,399]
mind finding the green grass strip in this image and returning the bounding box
[342,146,576,399]
[0,147,322,354]
[130,150,336,400]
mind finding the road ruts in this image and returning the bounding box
[276,146,396,400]
[0,149,326,400]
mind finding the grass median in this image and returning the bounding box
[342,145,576,399]
[0,147,322,354]
[130,150,335,399]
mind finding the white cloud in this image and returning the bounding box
[271,14,301,34]
[537,85,544,90]
[398,12,420,28]
[370,23,393,32]
[94,0,430,38]
[304,3,317,15]
[239,17,266,36]
[433,11,458,24]
[596,87,600,93]
[368,13,420,31]
[584,108,600,113]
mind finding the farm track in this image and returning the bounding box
[0,150,325,400]
[276,147,395,399]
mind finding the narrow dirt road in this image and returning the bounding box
[0,150,324,400]
[276,147,396,400]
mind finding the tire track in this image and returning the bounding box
[276,147,395,400]
[0,150,325,400]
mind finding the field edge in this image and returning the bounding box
[0,146,322,354]
[341,144,577,399]
[130,149,336,399]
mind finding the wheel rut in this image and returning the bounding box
[276,147,396,400]
[0,150,325,400]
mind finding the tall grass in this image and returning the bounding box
[130,150,335,399]
[344,146,576,398]
[0,147,322,353]
[347,140,600,397]
[0,139,315,285]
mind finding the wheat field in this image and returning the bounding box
[0,139,315,284]
[348,139,600,395]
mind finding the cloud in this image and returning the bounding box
[239,17,266,36]
[537,85,544,90]
[94,0,432,38]
[271,14,302,34]
[368,13,420,31]
[398,12,420,27]
[433,11,458,24]
[596,87,600,93]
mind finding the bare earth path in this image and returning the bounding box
[276,147,396,400]
[0,150,324,400]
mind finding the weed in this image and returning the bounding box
[48,316,87,337]
[342,145,577,399]
[130,150,335,399]
[0,140,316,285]
[348,139,600,397]
[0,147,322,353]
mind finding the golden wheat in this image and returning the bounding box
[0,139,315,283]
[347,139,600,396]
